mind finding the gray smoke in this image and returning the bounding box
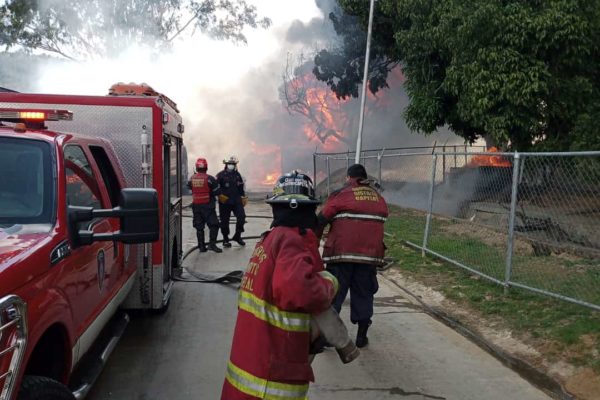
[1,0,465,195]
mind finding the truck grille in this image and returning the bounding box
[0,296,27,400]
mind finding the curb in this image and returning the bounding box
[382,274,576,400]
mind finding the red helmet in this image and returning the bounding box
[195,158,208,171]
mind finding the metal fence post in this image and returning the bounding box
[454,145,457,167]
[442,145,446,183]
[422,154,438,257]
[377,148,385,186]
[504,152,521,294]
[326,156,331,196]
[346,150,350,170]
[313,153,317,187]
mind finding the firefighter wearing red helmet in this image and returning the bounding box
[216,155,248,247]
[316,164,388,348]
[187,158,223,253]
[221,171,339,400]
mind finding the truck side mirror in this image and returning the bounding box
[68,188,159,248]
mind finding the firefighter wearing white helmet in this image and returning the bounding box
[216,155,247,247]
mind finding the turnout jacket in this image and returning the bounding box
[188,172,220,206]
[317,178,389,266]
[221,227,336,400]
[216,169,245,205]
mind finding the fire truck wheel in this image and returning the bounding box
[18,375,74,400]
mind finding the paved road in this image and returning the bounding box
[87,202,550,400]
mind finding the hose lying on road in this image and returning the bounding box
[172,236,264,284]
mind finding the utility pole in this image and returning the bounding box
[354,0,376,164]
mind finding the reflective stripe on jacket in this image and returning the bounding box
[221,227,336,400]
[318,179,389,266]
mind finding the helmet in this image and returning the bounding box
[266,170,320,206]
[223,155,239,165]
[195,158,208,171]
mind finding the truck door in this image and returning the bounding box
[88,145,131,288]
[63,145,115,337]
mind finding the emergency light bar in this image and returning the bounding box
[0,108,73,122]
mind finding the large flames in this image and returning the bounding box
[243,66,405,189]
[283,71,352,152]
[467,147,512,168]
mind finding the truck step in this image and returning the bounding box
[69,312,130,399]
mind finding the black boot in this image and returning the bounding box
[232,232,245,246]
[222,235,232,248]
[196,230,207,253]
[356,322,370,348]
[207,243,223,253]
[208,227,223,252]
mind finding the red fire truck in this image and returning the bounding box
[0,85,184,399]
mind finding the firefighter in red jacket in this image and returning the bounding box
[187,158,222,253]
[316,164,388,348]
[221,171,339,400]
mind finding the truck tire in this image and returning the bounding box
[18,376,74,400]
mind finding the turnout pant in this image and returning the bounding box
[219,202,246,238]
[326,263,379,325]
[192,204,220,244]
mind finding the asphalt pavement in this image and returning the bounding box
[86,201,551,400]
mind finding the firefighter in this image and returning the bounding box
[316,164,388,348]
[188,158,222,253]
[216,155,248,247]
[221,170,339,400]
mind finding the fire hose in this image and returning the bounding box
[172,235,263,284]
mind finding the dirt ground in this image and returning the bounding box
[382,268,600,400]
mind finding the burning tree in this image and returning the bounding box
[280,53,353,148]
[280,53,404,151]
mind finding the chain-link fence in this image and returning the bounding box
[313,144,486,199]
[314,148,600,311]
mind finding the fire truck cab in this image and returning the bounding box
[0,86,184,400]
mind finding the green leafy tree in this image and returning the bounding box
[314,0,600,151]
[0,0,271,60]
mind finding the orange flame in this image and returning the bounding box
[467,147,512,168]
[287,73,350,151]
[262,173,278,186]
[248,141,282,188]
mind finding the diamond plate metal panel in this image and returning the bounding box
[0,101,153,188]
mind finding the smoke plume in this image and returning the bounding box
[1,0,463,192]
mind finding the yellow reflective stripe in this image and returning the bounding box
[238,290,310,333]
[226,361,309,400]
[318,271,339,293]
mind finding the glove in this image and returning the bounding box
[319,270,339,295]
[218,194,229,204]
[241,196,248,207]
